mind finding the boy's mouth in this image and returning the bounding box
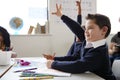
[86,34,90,37]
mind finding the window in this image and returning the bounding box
[97,0,120,34]
[0,0,48,35]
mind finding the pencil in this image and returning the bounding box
[14,68,37,73]
[19,76,54,80]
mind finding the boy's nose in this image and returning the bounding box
[85,29,88,34]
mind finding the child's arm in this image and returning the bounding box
[43,53,80,61]
[76,0,81,15]
[61,15,85,42]
[54,55,80,61]
[76,0,82,24]
[50,51,104,73]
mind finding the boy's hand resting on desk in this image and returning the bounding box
[47,60,54,68]
[43,53,56,60]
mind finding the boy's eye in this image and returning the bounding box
[85,26,94,30]
[89,27,94,29]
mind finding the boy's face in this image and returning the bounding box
[84,20,107,42]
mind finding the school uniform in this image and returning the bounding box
[67,42,82,56]
[52,15,116,80]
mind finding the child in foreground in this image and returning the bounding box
[43,3,116,80]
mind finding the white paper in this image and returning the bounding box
[36,68,71,77]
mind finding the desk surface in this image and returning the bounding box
[0,64,13,78]
[0,57,104,80]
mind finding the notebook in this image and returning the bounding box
[35,68,71,77]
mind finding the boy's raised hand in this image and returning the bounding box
[51,4,62,17]
[76,0,81,6]
[43,53,56,60]
[76,0,81,15]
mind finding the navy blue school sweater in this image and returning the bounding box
[67,15,82,56]
[67,42,82,56]
[51,15,116,80]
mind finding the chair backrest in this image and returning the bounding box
[112,60,120,80]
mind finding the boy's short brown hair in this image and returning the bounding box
[86,14,111,38]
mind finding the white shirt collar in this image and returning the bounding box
[86,39,106,48]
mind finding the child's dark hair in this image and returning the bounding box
[86,14,111,38]
[0,26,10,47]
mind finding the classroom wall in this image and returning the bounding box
[10,29,74,57]
[49,20,74,56]
[10,35,53,57]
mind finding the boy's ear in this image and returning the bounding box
[102,26,108,35]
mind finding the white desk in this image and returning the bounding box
[0,57,104,80]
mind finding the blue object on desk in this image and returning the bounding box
[14,68,37,73]
[23,70,35,73]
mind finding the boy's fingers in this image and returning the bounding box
[43,54,48,57]
[56,4,59,10]
[59,4,62,10]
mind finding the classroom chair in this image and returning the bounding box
[112,60,120,80]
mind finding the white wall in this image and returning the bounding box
[10,30,74,57]
[11,35,53,57]
[49,21,74,56]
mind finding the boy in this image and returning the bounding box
[44,4,116,80]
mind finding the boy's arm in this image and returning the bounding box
[61,15,85,42]
[54,55,80,61]
[77,15,82,25]
[76,0,82,24]
[43,52,80,61]
[51,52,102,73]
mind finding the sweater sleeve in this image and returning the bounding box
[51,51,102,73]
[77,15,82,25]
[61,15,85,42]
[54,55,80,61]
